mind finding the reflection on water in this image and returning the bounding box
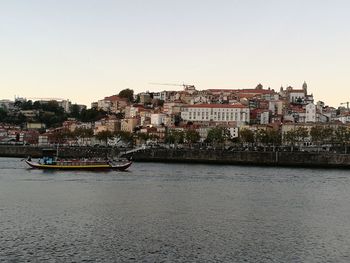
[1,158,350,262]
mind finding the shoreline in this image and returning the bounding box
[2,145,350,168]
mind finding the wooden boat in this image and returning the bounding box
[25,157,132,171]
[25,148,132,171]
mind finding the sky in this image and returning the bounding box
[1,0,349,107]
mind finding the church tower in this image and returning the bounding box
[302,81,307,94]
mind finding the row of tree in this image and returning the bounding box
[42,124,350,153]
[0,100,109,128]
[0,87,136,127]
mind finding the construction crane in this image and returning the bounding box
[340,102,349,111]
[26,97,65,101]
[149,82,196,92]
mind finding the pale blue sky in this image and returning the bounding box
[1,0,349,107]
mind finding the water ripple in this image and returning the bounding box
[0,158,350,262]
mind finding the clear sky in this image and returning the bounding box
[1,0,349,107]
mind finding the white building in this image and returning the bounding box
[268,100,283,115]
[288,90,305,103]
[228,127,239,139]
[151,113,167,126]
[58,100,71,113]
[152,91,168,101]
[97,99,112,111]
[181,104,250,125]
[305,103,316,122]
[260,111,270,125]
[0,100,14,110]
[38,135,49,146]
[337,114,350,124]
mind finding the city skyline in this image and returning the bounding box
[1,0,349,107]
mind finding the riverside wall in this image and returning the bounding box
[129,148,350,168]
[2,145,350,168]
[0,145,119,158]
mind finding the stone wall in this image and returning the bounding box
[2,145,350,168]
[129,149,350,168]
[0,146,119,158]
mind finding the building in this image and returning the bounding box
[0,100,14,110]
[305,103,317,122]
[181,104,250,126]
[151,113,167,126]
[121,118,139,133]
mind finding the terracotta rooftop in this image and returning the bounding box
[207,89,274,94]
[185,103,248,108]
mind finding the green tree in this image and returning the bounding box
[310,126,323,146]
[207,127,226,148]
[255,129,268,145]
[165,130,184,146]
[118,89,134,102]
[0,108,8,122]
[80,108,107,122]
[334,126,350,153]
[33,101,42,110]
[267,129,282,150]
[21,100,33,110]
[115,131,134,146]
[74,127,93,145]
[185,129,200,146]
[96,130,114,146]
[70,104,81,119]
[310,126,334,149]
[284,127,309,151]
[239,128,255,146]
[295,127,309,146]
[137,132,149,144]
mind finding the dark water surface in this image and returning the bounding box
[1,158,350,262]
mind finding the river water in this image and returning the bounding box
[1,158,350,262]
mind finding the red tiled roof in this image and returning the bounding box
[207,89,274,94]
[288,89,305,93]
[104,95,128,102]
[185,103,248,109]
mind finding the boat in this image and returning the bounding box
[25,149,132,171]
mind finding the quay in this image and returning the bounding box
[2,145,350,168]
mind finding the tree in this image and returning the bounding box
[295,127,309,146]
[284,127,309,151]
[21,100,33,110]
[165,130,184,146]
[334,126,350,153]
[74,127,94,145]
[80,108,107,122]
[267,129,282,150]
[137,132,149,144]
[96,130,114,146]
[255,129,268,146]
[206,127,226,147]
[310,126,323,146]
[115,131,134,146]
[0,108,8,122]
[70,104,81,119]
[239,128,254,146]
[185,129,200,146]
[310,126,334,149]
[118,89,134,102]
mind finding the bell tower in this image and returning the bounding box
[302,81,307,94]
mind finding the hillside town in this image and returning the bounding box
[1,82,350,151]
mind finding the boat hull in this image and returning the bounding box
[25,160,132,171]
